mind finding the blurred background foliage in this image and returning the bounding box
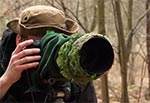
[0,0,150,103]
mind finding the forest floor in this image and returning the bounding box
[93,63,150,103]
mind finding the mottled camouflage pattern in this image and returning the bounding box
[56,33,106,85]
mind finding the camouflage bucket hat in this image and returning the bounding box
[7,5,79,35]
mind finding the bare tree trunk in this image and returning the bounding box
[101,75,109,103]
[145,0,150,100]
[90,0,97,32]
[98,0,105,34]
[112,0,129,103]
[127,0,135,85]
[82,0,88,30]
[97,0,110,103]
[127,0,133,31]
[128,55,135,85]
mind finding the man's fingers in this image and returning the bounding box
[17,56,41,65]
[16,62,40,70]
[13,39,34,54]
[16,48,41,59]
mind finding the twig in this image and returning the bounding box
[0,0,18,18]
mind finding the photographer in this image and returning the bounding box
[0,5,97,102]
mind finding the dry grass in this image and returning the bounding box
[93,62,150,103]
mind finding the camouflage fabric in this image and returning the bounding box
[0,30,97,103]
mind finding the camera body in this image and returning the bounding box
[26,40,41,49]
[25,33,114,102]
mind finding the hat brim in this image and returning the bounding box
[7,18,79,35]
[7,18,20,34]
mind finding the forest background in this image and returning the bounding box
[0,0,150,103]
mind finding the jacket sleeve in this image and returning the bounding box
[0,29,17,102]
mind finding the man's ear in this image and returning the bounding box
[16,35,22,45]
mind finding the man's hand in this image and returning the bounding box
[0,39,41,99]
